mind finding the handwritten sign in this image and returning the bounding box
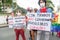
[27,13,52,31]
[8,16,26,28]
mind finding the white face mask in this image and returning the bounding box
[16,12,21,16]
[40,3,45,8]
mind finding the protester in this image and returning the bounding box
[37,0,54,40]
[26,8,38,40]
[8,11,15,28]
[6,15,9,24]
[47,8,55,36]
[34,8,38,13]
[26,8,33,40]
[57,7,60,38]
[30,8,38,40]
[14,10,26,40]
[57,29,60,38]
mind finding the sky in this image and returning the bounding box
[51,0,60,11]
[16,0,40,9]
[16,0,60,11]
[51,0,60,6]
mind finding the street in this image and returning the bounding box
[0,27,60,40]
[0,27,29,40]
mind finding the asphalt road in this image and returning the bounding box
[0,27,29,40]
[0,27,60,40]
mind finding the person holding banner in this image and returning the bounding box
[37,0,54,40]
[26,8,38,40]
[26,8,34,40]
[30,8,38,40]
[14,10,26,40]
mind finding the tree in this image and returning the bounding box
[15,5,27,14]
[0,5,2,12]
[2,0,12,7]
[46,0,54,10]
[0,1,2,12]
[12,3,17,11]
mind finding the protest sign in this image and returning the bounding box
[27,13,52,31]
[8,16,26,28]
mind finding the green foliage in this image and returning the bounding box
[46,0,54,7]
[0,7,1,12]
[15,6,27,14]
[46,0,54,11]
[2,0,12,6]
[2,0,11,3]
[5,0,12,4]
[0,8,1,12]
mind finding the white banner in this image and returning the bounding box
[27,13,52,31]
[8,16,26,28]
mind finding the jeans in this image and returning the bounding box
[37,31,50,40]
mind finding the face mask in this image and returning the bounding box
[16,12,21,16]
[40,3,45,8]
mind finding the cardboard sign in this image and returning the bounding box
[27,13,52,31]
[8,16,26,28]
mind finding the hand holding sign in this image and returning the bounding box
[8,16,26,28]
[27,13,52,31]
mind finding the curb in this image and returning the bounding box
[0,24,8,28]
[0,26,8,28]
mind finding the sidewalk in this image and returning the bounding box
[0,24,8,28]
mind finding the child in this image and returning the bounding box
[26,8,38,40]
[26,8,33,40]
[14,10,26,40]
[30,8,38,40]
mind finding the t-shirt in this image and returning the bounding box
[37,7,52,13]
[47,8,54,19]
[47,8,53,13]
[40,7,47,13]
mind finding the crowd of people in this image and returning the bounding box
[6,0,60,40]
